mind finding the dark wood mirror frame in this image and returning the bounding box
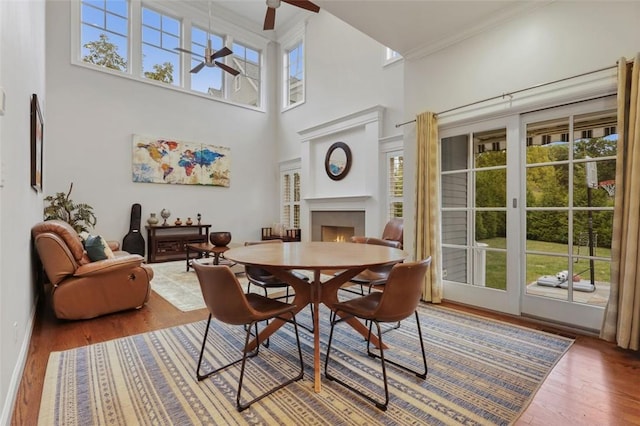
[324,142,352,181]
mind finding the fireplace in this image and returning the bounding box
[311,211,365,242]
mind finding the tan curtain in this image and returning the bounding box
[600,54,640,351]
[415,112,442,303]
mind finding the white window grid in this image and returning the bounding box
[285,41,304,107]
[190,26,225,95]
[141,7,181,85]
[80,0,129,71]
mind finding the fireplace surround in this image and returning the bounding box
[311,211,365,242]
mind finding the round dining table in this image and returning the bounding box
[224,241,408,392]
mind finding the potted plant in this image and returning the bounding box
[44,182,97,233]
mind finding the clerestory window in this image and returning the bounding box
[230,42,261,108]
[80,0,129,72]
[141,7,181,86]
[74,0,265,109]
[190,27,225,96]
[285,41,304,107]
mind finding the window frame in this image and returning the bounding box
[380,135,404,221]
[280,159,302,229]
[71,0,268,111]
[140,5,181,86]
[280,22,306,112]
[383,47,402,67]
[78,0,130,73]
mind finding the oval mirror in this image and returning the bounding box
[324,142,352,181]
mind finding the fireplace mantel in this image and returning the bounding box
[305,195,371,204]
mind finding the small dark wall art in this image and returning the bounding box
[325,142,352,181]
[31,94,43,192]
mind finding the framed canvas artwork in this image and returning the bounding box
[31,94,44,192]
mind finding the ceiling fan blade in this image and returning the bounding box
[215,61,240,76]
[211,46,232,60]
[174,47,194,55]
[264,7,276,30]
[190,62,206,74]
[282,0,320,13]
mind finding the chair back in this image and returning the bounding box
[381,218,403,248]
[244,239,283,281]
[193,262,256,325]
[373,257,431,322]
[32,220,86,284]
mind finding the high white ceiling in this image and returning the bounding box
[212,0,541,58]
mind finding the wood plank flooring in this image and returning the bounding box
[11,290,640,425]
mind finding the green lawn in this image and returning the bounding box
[477,238,611,290]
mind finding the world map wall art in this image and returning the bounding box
[132,135,231,187]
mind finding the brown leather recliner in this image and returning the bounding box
[350,218,403,249]
[32,220,153,320]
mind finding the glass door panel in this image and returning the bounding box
[440,118,519,315]
[522,100,616,330]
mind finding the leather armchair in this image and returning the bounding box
[32,220,153,320]
[350,217,403,249]
[348,218,404,291]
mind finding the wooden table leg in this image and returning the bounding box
[245,269,311,353]
[321,269,387,350]
[313,270,321,392]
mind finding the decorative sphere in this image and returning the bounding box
[210,231,232,247]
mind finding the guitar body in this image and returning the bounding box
[122,203,145,256]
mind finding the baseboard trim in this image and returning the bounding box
[0,295,38,426]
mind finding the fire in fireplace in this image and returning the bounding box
[310,211,365,241]
[321,225,355,242]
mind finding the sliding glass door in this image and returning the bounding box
[439,98,615,330]
[440,117,521,315]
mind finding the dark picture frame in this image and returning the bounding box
[31,94,43,193]
[324,141,352,181]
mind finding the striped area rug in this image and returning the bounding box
[38,303,573,425]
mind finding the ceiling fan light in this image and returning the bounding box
[266,0,280,9]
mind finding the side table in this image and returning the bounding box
[185,243,232,271]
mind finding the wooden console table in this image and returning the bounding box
[146,224,211,263]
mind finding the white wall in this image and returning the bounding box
[0,0,46,423]
[45,1,280,244]
[402,1,640,259]
[277,10,405,162]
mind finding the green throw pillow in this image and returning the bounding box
[83,235,115,261]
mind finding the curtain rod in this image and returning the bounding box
[394,63,618,128]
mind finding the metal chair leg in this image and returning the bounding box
[198,313,304,412]
[236,312,305,411]
[324,313,389,411]
[196,314,259,381]
[366,311,427,379]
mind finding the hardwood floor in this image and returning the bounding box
[11,291,640,425]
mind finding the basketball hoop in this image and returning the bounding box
[599,180,615,197]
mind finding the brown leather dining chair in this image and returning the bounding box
[324,257,432,411]
[193,262,304,412]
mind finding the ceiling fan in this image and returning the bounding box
[263,0,320,31]
[174,2,240,77]
[175,43,239,76]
